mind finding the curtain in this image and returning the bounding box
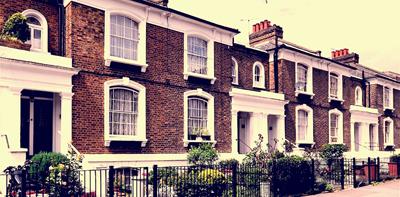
[110,15,139,60]
[188,97,208,137]
[298,110,308,141]
[188,37,208,74]
[109,87,138,136]
[297,65,307,91]
[330,75,338,97]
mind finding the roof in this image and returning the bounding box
[132,0,240,34]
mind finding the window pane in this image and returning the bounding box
[110,15,139,60]
[330,75,338,97]
[298,110,308,141]
[188,97,208,138]
[109,87,138,136]
[188,37,208,74]
[297,65,307,91]
[32,29,42,49]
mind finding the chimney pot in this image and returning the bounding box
[253,24,257,33]
[256,23,260,32]
[259,22,264,30]
[331,51,336,58]
[344,48,349,55]
[264,20,270,30]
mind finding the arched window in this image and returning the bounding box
[296,104,313,144]
[253,62,265,88]
[355,86,362,106]
[329,109,343,144]
[104,77,147,147]
[231,57,238,84]
[187,36,208,74]
[110,15,139,60]
[184,89,215,147]
[109,87,138,136]
[22,9,48,52]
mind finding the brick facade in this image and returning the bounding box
[66,2,232,154]
[0,0,61,55]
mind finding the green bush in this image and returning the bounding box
[390,154,400,162]
[270,155,314,196]
[319,144,348,161]
[187,143,218,166]
[218,159,239,167]
[30,152,69,179]
[1,13,30,42]
[325,183,334,192]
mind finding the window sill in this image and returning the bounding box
[384,107,395,112]
[105,56,148,72]
[296,141,315,145]
[329,97,344,104]
[183,139,216,147]
[329,142,345,145]
[104,135,148,147]
[384,143,395,147]
[184,72,216,84]
[252,84,265,89]
[295,90,315,98]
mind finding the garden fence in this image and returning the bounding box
[2,157,399,197]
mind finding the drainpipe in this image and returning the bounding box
[361,71,370,107]
[57,0,65,56]
[273,35,279,93]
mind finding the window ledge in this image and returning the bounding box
[329,97,344,104]
[183,139,216,147]
[296,141,315,145]
[295,90,315,98]
[183,72,216,84]
[104,135,148,147]
[329,142,345,145]
[252,84,265,89]
[105,56,148,72]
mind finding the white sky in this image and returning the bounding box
[169,0,400,73]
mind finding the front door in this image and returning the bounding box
[20,91,53,157]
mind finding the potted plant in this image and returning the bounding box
[388,154,400,177]
[200,128,211,141]
[0,12,30,50]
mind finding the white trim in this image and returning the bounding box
[295,104,314,144]
[183,88,215,147]
[104,77,147,147]
[22,9,49,53]
[230,88,285,101]
[252,61,265,88]
[183,32,216,84]
[355,86,363,106]
[350,105,379,115]
[383,117,394,147]
[104,10,148,72]
[0,46,72,68]
[328,109,343,144]
[231,57,239,85]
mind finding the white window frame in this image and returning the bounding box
[383,117,394,146]
[383,86,393,110]
[232,57,239,85]
[104,10,148,72]
[295,104,314,145]
[104,77,147,147]
[252,61,265,88]
[329,109,343,144]
[355,86,363,106]
[22,9,48,53]
[295,63,314,97]
[328,72,343,102]
[183,88,215,147]
[183,32,216,84]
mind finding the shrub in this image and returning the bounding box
[187,143,218,166]
[390,154,400,162]
[30,152,69,181]
[218,159,239,167]
[319,144,348,161]
[270,155,314,195]
[1,13,30,42]
[325,183,334,192]
[242,134,284,167]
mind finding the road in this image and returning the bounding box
[312,180,400,197]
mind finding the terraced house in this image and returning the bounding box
[0,0,399,170]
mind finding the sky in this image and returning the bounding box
[169,0,400,73]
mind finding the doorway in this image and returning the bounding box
[20,90,54,157]
[354,123,360,152]
[238,112,251,154]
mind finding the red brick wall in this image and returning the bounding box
[66,2,232,154]
[394,89,400,148]
[0,0,60,55]
[230,45,269,91]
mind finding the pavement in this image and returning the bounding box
[311,180,400,197]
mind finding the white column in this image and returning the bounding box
[360,122,370,152]
[231,110,238,154]
[350,122,355,152]
[2,87,23,149]
[261,113,269,150]
[277,115,286,151]
[60,92,73,154]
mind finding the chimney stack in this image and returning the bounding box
[249,19,283,47]
[331,48,359,64]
